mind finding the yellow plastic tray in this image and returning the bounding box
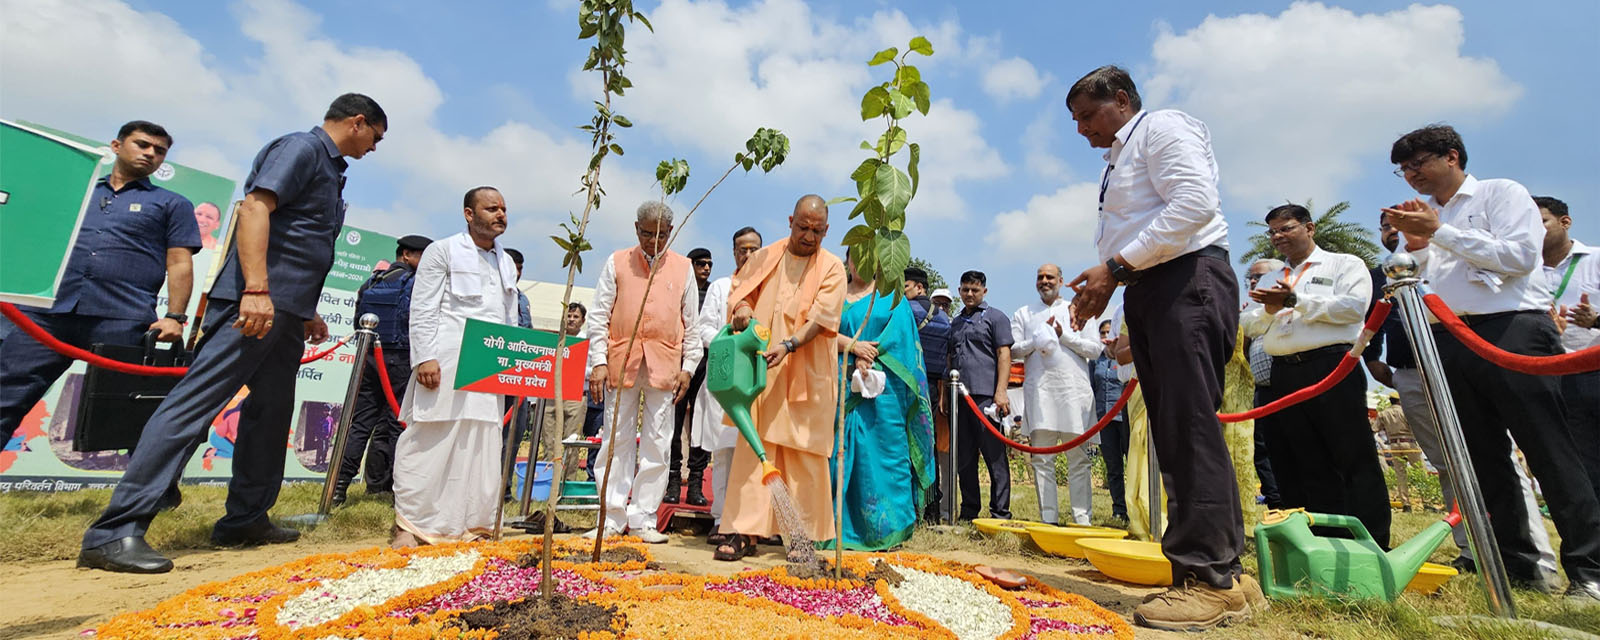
[971,518,1035,540]
[1077,538,1172,586]
[1026,524,1129,559]
[1404,562,1458,595]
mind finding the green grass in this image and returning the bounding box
[3,462,1597,638]
[0,482,394,563]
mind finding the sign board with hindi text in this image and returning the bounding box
[0,120,104,306]
[453,319,587,401]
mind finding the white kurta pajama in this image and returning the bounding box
[689,276,738,523]
[1011,299,1103,525]
[394,232,519,543]
[586,252,702,533]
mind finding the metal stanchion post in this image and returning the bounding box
[286,314,378,527]
[1147,423,1162,543]
[946,370,961,526]
[519,398,548,518]
[493,398,529,540]
[1385,253,1515,619]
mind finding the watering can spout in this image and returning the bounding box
[1386,515,1458,588]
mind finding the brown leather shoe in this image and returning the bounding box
[1134,578,1255,632]
[1237,574,1269,610]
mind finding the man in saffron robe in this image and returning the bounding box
[717,194,847,561]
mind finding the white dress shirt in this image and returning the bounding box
[1096,109,1230,270]
[1544,239,1600,352]
[584,251,703,373]
[403,231,520,424]
[1011,298,1102,435]
[690,276,737,450]
[1242,246,1373,356]
[1410,175,1549,315]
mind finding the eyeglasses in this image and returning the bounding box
[1392,153,1436,178]
[1265,223,1304,237]
[693,260,713,267]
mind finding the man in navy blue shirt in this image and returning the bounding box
[1,121,201,447]
[944,270,1014,520]
[80,94,388,574]
[903,266,953,521]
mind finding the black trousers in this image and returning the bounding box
[1252,387,1283,509]
[1099,417,1130,519]
[0,310,149,444]
[1564,370,1600,505]
[957,394,1011,520]
[1123,248,1243,589]
[667,362,709,481]
[1434,311,1600,583]
[83,301,304,549]
[1264,349,1391,547]
[336,349,410,493]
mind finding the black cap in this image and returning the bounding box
[397,234,432,251]
[903,266,928,287]
[688,247,712,261]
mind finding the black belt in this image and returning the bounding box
[1272,343,1351,365]
[1432,309,1537,329]
[1190,245,1229,262]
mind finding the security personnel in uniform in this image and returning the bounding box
[79,94,388,574]
[0,121,201,447]
[333,234,431,504]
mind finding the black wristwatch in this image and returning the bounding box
[164,313,189,324]
[1105,258,1141,285]
[781,338,798,353]
[1282,292,1299,309]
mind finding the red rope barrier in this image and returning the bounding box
[1216,299,1392,423]
[965,380,1139,454]
[371,342,407,428]
[1422,293,1600,375]
[0,302,350,376]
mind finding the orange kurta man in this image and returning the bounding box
[719,197,847,545]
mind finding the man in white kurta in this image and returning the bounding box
[584,201,702,542]
[393,187,520,546]
[1011,264,1103,525]
[690,226,763,542]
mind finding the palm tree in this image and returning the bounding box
[1239,200,1379,268]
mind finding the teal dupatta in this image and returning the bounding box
[824,293,936,551]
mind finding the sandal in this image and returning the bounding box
[707,531,729,547]
[714,534,754,561]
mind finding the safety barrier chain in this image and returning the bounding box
[0,302,349,375]
[1422,293,1600,375]
[961,380,1137,455]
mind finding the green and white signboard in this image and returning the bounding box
[454,319,587,401]
[0,120,104,307]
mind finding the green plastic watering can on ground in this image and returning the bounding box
[1255,508,1462,601]
[706,322,781,483]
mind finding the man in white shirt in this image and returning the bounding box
[1242,204,1389,548]
[1011,264,1103,525]
[692,225,762,546]
[1062,65,1259,629]
[393,186,521,547]
[583,201,702,543]
[1537,196,1599,507]
[1385,125,1600,601]
[1243,259,1284,510]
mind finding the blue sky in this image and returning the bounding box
[4,0,1596,316]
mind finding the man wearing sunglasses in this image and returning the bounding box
[662,247,715,507]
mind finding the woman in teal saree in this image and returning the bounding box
[826,268,936,551]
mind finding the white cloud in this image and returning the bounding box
[981,57,1050,103]
[983,182,1101,266]
[1020,110,1070,180]
[1141,2,1520,209]
[613,0,1008,222]
[0,0,663,285]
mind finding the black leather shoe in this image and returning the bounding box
[662,476,681,504]
[1509,572,1558,595]
[685,483,709,507]
[1450,555,1477,574]
[210,520,301,547]
[78,537,173,574]
[1565,580,1600,605]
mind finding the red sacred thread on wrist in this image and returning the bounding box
[243,289,270,295]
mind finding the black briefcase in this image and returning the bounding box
[73,330,191,451]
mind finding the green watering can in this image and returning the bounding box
[706,322,782,483]
[1255,508,1462,601]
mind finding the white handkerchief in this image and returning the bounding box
[851,368,887,398]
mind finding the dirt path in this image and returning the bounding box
[1,532,1189,639]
